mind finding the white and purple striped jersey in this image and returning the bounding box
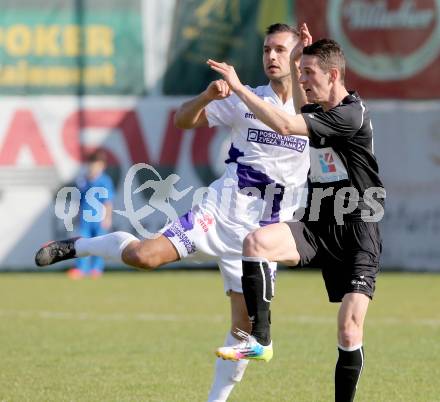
[204,83,310,228]
[163,83,310,293]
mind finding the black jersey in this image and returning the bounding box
[301,91,385,223]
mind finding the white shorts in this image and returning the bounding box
[162,202,277,294]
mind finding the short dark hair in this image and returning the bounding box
[265,23,299,38]
[303,39,346,82]
[87,149,107,163]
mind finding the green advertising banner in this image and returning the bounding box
[0,0,145,95]
[163,0,292,95]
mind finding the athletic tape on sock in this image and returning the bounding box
[338,343,363,352]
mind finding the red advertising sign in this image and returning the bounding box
[294,0,440,98]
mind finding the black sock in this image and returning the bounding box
[241,258,273,346]
[335,346,364,402]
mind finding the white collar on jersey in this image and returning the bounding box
[266,82,293,107]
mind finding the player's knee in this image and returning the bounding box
[338,321,363,347]
[243,230,270,257]
[122,243,160,270]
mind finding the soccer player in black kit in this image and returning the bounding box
[209,24,385,402]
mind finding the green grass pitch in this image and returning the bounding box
[0,270,439,402]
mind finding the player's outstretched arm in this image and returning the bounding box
[291,23,312,112]
[207,59,309,137]
[174,79,231,129]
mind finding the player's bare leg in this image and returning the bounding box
[229,291,252,336]
[243,222,300,264]
[335,293,369,402]
[120,235,179,269]
[208,291,250,401]
[35,231,179,270]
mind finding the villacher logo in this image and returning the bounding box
[328,0,440,80]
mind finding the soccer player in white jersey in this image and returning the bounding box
[35,24,310,402]
[210,24,385,402]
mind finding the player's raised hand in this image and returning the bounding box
[290,22,313,66]
[207,59,243,92]
[204,79,232,101]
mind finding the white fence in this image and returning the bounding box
[0,97,439,270]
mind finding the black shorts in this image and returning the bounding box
[287,220,382,303]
